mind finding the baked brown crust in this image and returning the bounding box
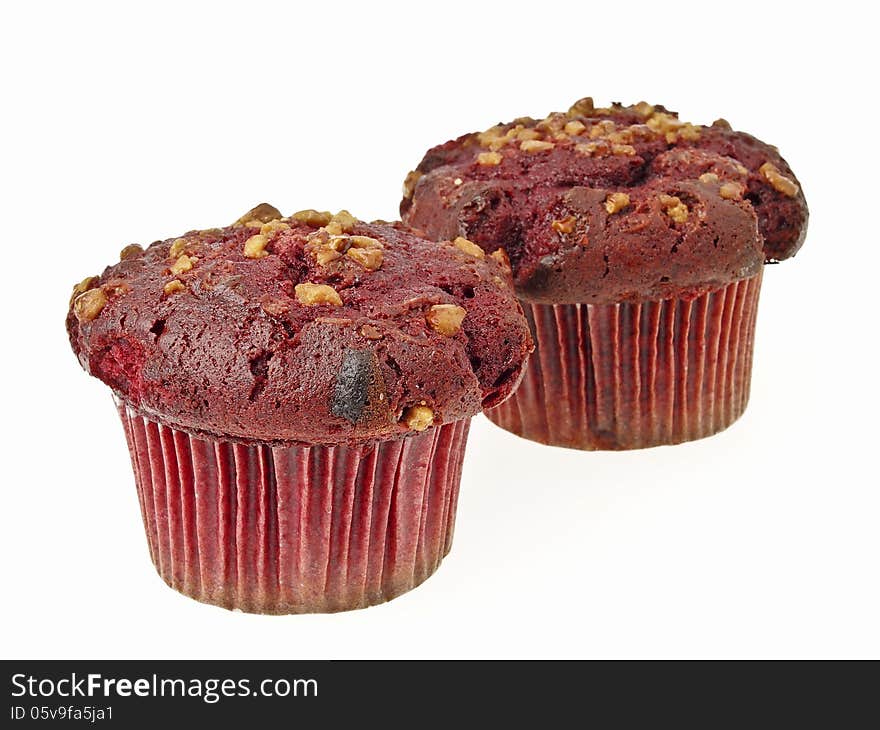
[401,100,808,304]
[67,208,532,444]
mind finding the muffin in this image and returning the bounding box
[401,98,808,450]
[67,205,532,613]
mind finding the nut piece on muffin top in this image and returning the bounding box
[66,205,533,444]
[401,98,808,304]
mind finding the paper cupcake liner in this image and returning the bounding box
[486,270,762,450]
[117,404,470,613]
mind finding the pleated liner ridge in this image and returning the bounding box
[487,270,762,450]
[118,404,470,614]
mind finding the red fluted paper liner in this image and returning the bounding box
[117,404,470,613]
[486,270,762,450]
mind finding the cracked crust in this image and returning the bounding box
[401,100,808,304]
[66,210,532,444]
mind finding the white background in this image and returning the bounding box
[2,1,877,659]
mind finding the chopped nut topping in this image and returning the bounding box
[324,210,358,236]
[360,324,382,340]
[520,139,554,153]
[348,235,382,249]
[103,279,130,297]
[73,288,108,322]
[402,170,423,199]
[426,304,467,336]
[719,182,744,200]
[453,177,463,186]
[402,405,434,432]
[170,254,197,274]
[735,163,749,176]
[611,143,636,156]
[163,279,186,296]
[453,236,485,258]
[315,248,343,265]
[234,203,282,226]
[295,282,343,307]
[168,238,189,258]
[477,151,503,166]
[70,276,99,304]
[574,141,601,157]
[659,194,689,223]
[563,120,587,136]
[678,123,701,141]
[589,120,617,139]
[260,296,289,317]
[567,97,595,117]
[490,247,511,268]
[633,101,655,118]
[516,128,542,142]
[260,220,290,236]
[119,243,143,261]
[243,234,269,259]
[605,192,631,215]
[291,209,333,227]
[346,247,383,270]
[551,215,577,234]
[759,162,799,197]
[699,172,720,184]
[712,118,732,130]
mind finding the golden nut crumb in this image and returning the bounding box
[551,215,577,234]
[515,127,542,142]
[678,123,701,141]
[234,203,282,226]
[567,97,595,117]
[659,194,689,223]
[402,170,423,199]
[611,143,636,156]
[260,219,290,236]
[360,324,382,340]
[574,142,600,156]
[563,120,587,136]
[102,279,130,297]
[327,210,357,234]
[163,279,186,296]
[292,209,333,226]
[699,172,720,184]
[243,234,269,259]
[70,276,99,304]
[589,120,617,139]
[295,282,343,307]
[348,235,383,249]
[712,118,732,130]
[315,248,343,266]
[719,182,744,200]
[520,139,554,153]
[453,236,485,258]
[170,254,196,275]
[426,303,467,336]
[490,247,511,269]
[346,247,383,270]
[73,288,108,322]
[402,405,434,432]
[605,192,631,215]
[119,243,143,261]
[633,101,655,118]
[168,238,189,258]
[759,162,799,197]
[477,151,503,166]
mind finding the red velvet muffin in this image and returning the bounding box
[402,99,808,450]
[67,205,532,613]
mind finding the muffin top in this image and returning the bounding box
[401,98,808,304]
[67,205,532,445]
